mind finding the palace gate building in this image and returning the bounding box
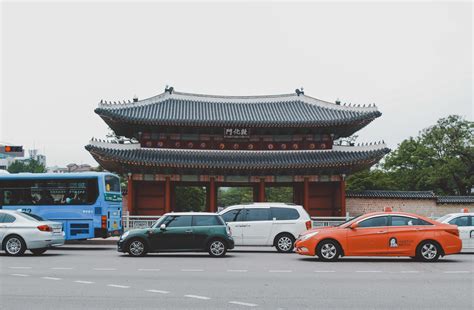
[86,87,389,216]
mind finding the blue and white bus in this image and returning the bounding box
[0,172,123,240]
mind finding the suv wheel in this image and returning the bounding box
[208,239,227,257]
[128,239,147,257]
[275,234,295,253]
[417,241,441,262]
[4,235,26,256]
[316,240,341,261]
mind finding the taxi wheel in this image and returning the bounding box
[3,235,27,256]
[31,248,48,256]
[417,241,441,262]
[316,240,341,261]
[208,239,227,257]
[275,234,295,253]
[127,238,148,257]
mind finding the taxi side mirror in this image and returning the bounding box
[349,222,359,229]
[160,224,166,230]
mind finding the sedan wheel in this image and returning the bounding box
[276,235,295,253]
[417,241,441,262]
[4,236,26,256]
[128,239,147,257]
[317,240,340,261]
[208,240,226,257]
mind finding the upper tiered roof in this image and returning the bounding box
[95,89,382,137]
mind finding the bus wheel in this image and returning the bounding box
[4,235,27,256]
[128,239,147,257]
[31,248,48,255]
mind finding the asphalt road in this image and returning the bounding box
[0,244,473,310]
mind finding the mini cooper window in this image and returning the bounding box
[163,215,192,228]
[193,215,222,226]
[448,216,470,227]
[358,216,389,228]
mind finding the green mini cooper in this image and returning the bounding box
[118,212,234,257]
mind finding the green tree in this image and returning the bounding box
[346,168,397,191]
[174,186,206,212]
[266,187,293,203]
[218,187,253,207]
[7,159,46,173]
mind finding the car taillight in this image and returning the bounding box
[446,228,459,237]
[101,215,107,229]
[37,225,52,232]
[226,225,232,237]
[305,220,312,230]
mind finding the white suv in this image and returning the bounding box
[437,211,474,251]
[218,203,312,253]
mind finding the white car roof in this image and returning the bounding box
[163,212,219,216]
[441,213,474,217]
[220,203,303,210]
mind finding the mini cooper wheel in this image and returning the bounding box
[4,235,26,256]
[208,239,227,257]
[275,234,295,253]
[30,248,48,256]
[316,240,341,261]
[417,241,441,262]
[127,239,147,257]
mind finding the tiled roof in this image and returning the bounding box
[85,141,390,175]
[346,190,436,199]
[95,90,381,132]
[437,196,474,204]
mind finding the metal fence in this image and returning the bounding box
[122,212,353,231]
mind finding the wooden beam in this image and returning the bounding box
[165,176,171,213]
[209,177,216,212]
[258,178,265,202]
[127,175,134,215]
[303,177,309,213]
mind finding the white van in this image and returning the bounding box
[436,211,474,251]
[218,203,312,253]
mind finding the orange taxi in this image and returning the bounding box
[295,210,462,262]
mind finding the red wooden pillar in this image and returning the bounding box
[127,174,134,215]
[164,177,171,213]
[303,177,309,213]
[258,178,265,202]
[209,177,216,212]
[340,180,346,216]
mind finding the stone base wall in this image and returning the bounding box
[346,198,472,217]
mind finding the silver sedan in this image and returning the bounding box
[0,210,65,256]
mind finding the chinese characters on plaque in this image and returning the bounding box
[224,128,250,138]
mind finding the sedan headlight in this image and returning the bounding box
[300,231,319,241]
[120,231,130,240]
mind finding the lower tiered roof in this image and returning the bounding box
[85,140,390,176]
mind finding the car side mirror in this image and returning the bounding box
[350,222,358,229]
[160,224,166,230]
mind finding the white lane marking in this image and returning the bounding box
[181,269,204,272]
[107,284,130,289]
[227,269,248,273]
[93,268,116,271]
[9,267,32,269]
[229,301,258,307]
[314,270,336,273]
[51,267,73,270]
[444,271,470,274]
[269,270,292,273]
[355,270,382,273]
[42,277,61,280]
[400,271,420,273]
[74,280,94,284]
[146,289,170,294]
[10,274,29,277]
[138,269,160,271]
[184,295,211,300]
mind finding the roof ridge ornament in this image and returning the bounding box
[295,87,304,96]
[165,85,174,94]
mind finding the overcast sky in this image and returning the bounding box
[1,1,472,167]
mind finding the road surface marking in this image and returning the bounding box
[227,269,248,272]
[443,271,470,274]
[229,301,258,307]
[138,269,160,271]
[93,268,116,271]
[42,277,61,280]
[9,267,32,269]
[146,289,170,294]
[51,267,73,270]
[74,280,94,284]
[269,270,292,273]
[107,284,130,289]
[184,295,211,300]
[181,269,204,272]
[10,274,29,277]
[314,270,336,273]
[355,271,382,273]
[400,271,420,273]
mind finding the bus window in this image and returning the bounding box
[105,175,120,192]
